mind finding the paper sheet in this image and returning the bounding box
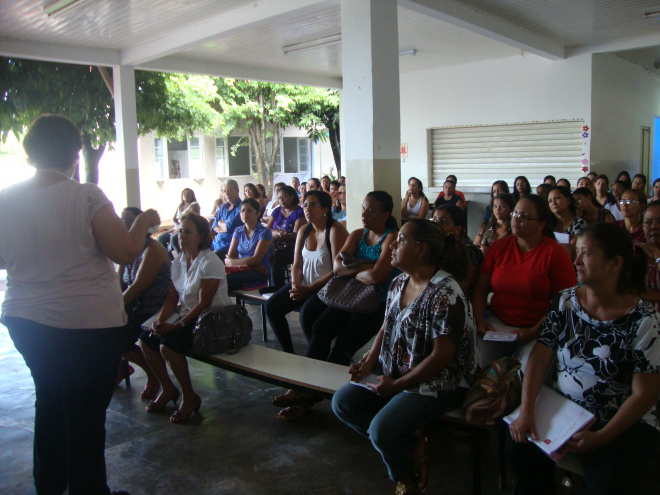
[141,312,180,331]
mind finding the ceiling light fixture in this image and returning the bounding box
[399,49,417,57]
[43,0,89,16]
[283,34,342,55]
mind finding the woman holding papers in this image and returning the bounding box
[332,220,478,495]
[140,213,231,423]
[507,223,660,495]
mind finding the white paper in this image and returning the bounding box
[349,374,381,390]
[504,385,595,461]
[554,232,570,244]
[483,331,518,342]
[141,312,180,331]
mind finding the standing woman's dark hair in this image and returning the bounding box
[180,213,213,251]
[523,194,556,240]
[278,185,300,206]
[578,223,646,294]
[407,219,467,281]
[366,191,398,230]
[513,176,531,202]
[23,114,83,170]
[408,177,426,198]
[617,171,632,189]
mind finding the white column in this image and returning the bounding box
[113,65,140,208]
[341,0,401,231]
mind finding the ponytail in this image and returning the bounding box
[408,219,468,281]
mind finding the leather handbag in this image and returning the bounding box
[317,276,382,314]
[461,356,522,425]
[192,305,253,355]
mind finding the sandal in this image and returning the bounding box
[145,389,180,413]
[140,382,161,400]
[276,403,312,421]
[412,435,429,492]
[170,394,202,423]
[272,390,314,408]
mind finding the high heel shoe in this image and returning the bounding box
[145,389,180,413]
[170,394,202,423]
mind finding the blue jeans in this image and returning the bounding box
[332,382,465,482]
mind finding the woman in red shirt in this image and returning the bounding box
[472,195,576,350]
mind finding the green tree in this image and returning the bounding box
[0,57,220,183]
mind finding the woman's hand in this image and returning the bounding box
[139,209,161,229]
[511,326,537,344]
[367,376,401,398]
[349,354,375,382]
[289,284,312,301]
[567,430,606,454]
[509,412,539,444]
[151,321,178,337]
[477,321,496,338]
[224,257,236,267]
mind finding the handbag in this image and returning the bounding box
[461,356,522,425]
[317,276,382,314]
[192,305,253,355]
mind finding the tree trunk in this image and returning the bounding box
[328,125,341,176]
[81,134,106,184]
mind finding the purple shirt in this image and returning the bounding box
[271,206,304,233]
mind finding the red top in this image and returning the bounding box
[435,190,466,205]
[481,235,576,327]
[616,220,646,244]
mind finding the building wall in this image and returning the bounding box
[590,53,660,186]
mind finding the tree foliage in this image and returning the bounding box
[0,57,220,183]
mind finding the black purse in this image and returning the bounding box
[192,305,253,355]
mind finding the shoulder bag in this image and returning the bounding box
[192,305,253,355]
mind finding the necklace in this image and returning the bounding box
[37,168,72,180]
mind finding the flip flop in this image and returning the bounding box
[272,390,314,408]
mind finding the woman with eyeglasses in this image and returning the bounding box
[118,207,171,398]
[473,193,515,255]
[225,198,273,291]
[332,220,478,495]
[638,201,660,311]
[472,195,576,365]
[617,189,647,244]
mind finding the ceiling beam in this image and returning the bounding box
[139,56,342,89]
[120,0,335,66]
[0,38,120,66]
[399,0,565,60]
[565,32,660,57]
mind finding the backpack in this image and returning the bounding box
[192,305,253,355]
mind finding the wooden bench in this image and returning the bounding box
[188,343,506,495]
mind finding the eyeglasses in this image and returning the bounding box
[510,211,538,221]
[395,234,421,245]
[301,202,321,209]
[619,199,640,206]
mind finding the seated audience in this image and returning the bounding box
[639,200,660,311]
[594,174,617,207]
[225,198,273,291]
[543,175,556,187]
[513,176,532,203]
[506,223,660,495]
[266,185,307,287]
[616,170,632,189]
[548,185,586,254]
[556,178,571,190]
[307,177,321,191]
[434,174,466,206]
[211,179,243,260]
[141,213,231,423]
[332,219,478,495]
[633,173,649,197]
[432,204,483,293]
[290,176,301,196]
[157,188,201,255]
[279,191,399,420]
[572,187,615,225]
[483,180,510,223]
[329,180,342,214]
[333,183,347,225]
[617,188,647,243]
[262,182,285,224]
[244,183,266,216]
[300,181,308,196]
[265,191,348,354]
[118,207,171,398]
[321,175,331,193]
[474,193,515,254]
[536,183,550,200]
[434,179,464,210]
[652,178,660,202]
[401,177,430,222]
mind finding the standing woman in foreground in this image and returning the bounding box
[506,223,660,495]
[332,220,477,495]
[0,115,160,495]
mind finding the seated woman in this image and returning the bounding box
[244,182,266,217]
[266,185,307,286]
[321,175,331,193]
[400,177,430,223]
[616,170,632,189]
[638,201,660,311]
[329,180,342,214]
[548,185,586,257]
[332,219,478,495]
[556,178,571,190]
[473,193,515,255]
[483,180,509,223]
[209,192,224,219]
[332,183,347,225]
[225,198,273,291]
[432,204,483,294]
[140,213,231,423]
[652,178,660,203]
[506,223,660,495]
[434,180,464,210]
[277,191,398,420]
[513,176,532,203]
[576,176,596,194]
[472,195,576,367]
[118,207,171,399]
[261,182,285,225]
[617,188,647,244]
[307,177,321,191]
[573,187,615,226]
[594,174,616,207]
[265,191,348,354]
[157,188,201,254]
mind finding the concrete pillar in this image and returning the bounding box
[341,0,401,231]
[113,65,140,208]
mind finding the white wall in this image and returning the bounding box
[590,53,660,186]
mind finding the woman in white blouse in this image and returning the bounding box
[140,213,230,423]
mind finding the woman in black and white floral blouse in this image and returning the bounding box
[332,219,477,495]
[507,222,660,495]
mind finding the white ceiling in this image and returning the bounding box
[1,0,659,86]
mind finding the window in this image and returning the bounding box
[153,137,166,179]
[251,141,281,175]
[429,120,586,189]
[167,136,204,179]
[215,137,227,177]
[227,136,251,176]
[282,137,310,174]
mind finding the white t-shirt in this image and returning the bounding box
[0,179,126,329]
[171,249,231,315]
